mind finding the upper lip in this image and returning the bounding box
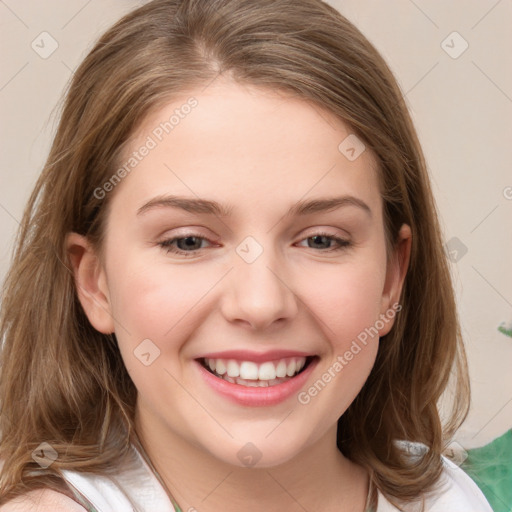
[195,349,314,363]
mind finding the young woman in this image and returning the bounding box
[0,0,492,510]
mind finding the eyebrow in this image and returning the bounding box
[136,194,372,218]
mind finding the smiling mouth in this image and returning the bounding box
[198,356,315,387]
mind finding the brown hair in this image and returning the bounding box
[0,0,469,508]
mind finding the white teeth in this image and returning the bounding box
[275,360,287,378]
[286,360,297,377]
[239,361,259,380]
[215,359,227,375]
[226,360,240,377]
[202,356,308,383]
[258,362,276,380]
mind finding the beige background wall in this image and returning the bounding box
[1,0,511,449]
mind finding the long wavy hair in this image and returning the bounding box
[0,0,469,508]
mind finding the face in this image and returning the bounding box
[70,78,410,468]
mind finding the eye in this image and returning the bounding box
[158,234,213,255]
[158,231,351,256]
[297,232,351,251]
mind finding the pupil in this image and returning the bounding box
[178,236,201,250]
[310,235,329,249]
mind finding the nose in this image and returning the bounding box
[220,246,299,331]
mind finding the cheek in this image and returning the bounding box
[104,255,216,402]
[295,259,386,349]
[293,263,384,419]
[105,250,219,350]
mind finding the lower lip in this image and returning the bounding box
[195,358,318,407]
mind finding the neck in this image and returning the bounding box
[134,408,369,512]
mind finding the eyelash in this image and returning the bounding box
[158,231,351,256]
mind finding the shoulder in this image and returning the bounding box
[376,442,493,512]
[0,488,87,512]
[425,456,493,511]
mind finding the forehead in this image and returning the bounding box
[111,78,381,218]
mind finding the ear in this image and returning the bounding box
[66,232,115,334]
[378,223,412,336]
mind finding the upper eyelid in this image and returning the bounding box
[158,224,350,237]
[159,229,348,240]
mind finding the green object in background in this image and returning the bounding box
[498,321,512,338]
[462,429,512,512]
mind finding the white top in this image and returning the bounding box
[56,442,492,512]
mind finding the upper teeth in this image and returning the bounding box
[204,357,306,381]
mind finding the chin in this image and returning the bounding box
[202,431,311,469]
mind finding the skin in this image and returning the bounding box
[68,77,411,512]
